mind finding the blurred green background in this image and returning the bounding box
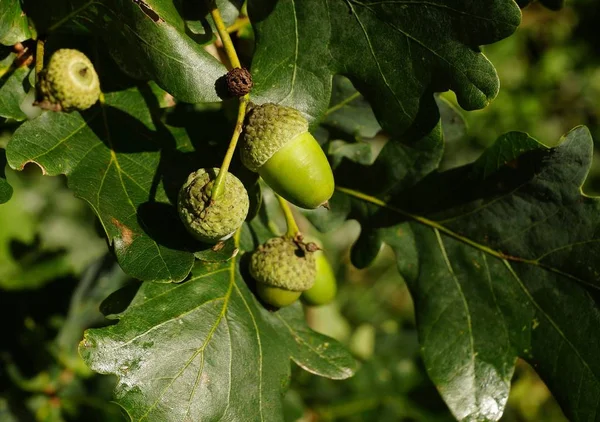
[2,1,599,420]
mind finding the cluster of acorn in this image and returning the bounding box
[35,49,336,309]
[177,97,337,308]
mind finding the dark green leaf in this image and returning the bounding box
[80,253,356,421]
[0,0,34,46]
[337,126,600,421]
[6,88,196,283]
[82,0,227,102]
[249,0,521,136]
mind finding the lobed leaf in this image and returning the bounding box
[80,244,356,422]
[249,0,521,136]
[6,88,196,283]
[332,126,600,421]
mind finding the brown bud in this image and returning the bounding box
[226,67,253,97]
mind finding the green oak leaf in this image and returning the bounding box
[81,0,226,102]
[332,126,600,421]
[5,88,197,283]
[79,246,356,422]
[0,0,34,46]
[249,0,521,136]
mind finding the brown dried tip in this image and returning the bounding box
[305,242,321,253]
[225,67,253,97]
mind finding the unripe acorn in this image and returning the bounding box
[301,251,337,306]
[240,103,334,209]
[178,168,249,243]
[249,236,317,308]
[37,49,101,112]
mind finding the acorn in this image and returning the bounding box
[37,49,101,112]
[249,236,317,308]
[240,103,334,209]
[177,168,249,243]
[301,250,337,306]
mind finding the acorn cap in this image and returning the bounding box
[178,168,249,243]
[241,103,309,172]
[250,236,316,292]
[38,49,101,112]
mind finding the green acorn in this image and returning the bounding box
[249,236,317,308]
[38,49,101,112]
[301,250,337,306]
[178,168,249,243]
[240,103,334,209]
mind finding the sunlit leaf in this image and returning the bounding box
[80,245,356,421]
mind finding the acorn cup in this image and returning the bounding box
[37,49,101,112]
[177,168,249,244]
[249,235,317,308]
[240,103,335,209]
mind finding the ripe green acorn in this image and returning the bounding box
[301,251,337,306]
[37,49,101,112]
[249,236,316,308]
[240,103,334,209]
[178,168,249,243]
